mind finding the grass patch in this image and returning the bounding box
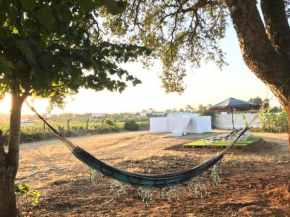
[183,136,262,147]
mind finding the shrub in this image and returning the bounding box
[104,118,114,127]
[111,126,119,132]
[258,108,288,133]
[13,183,40,217]
[57,126,65,132]
[124,120,139,131]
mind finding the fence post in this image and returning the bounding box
[67,119,71,132]
[86,119,90,133]
[43,118,47,131]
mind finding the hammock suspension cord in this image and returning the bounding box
[25,102,76,151]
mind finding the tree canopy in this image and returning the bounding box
[101,0,229,93]
[100,1,290,101]
[0,0,150,105]
[249,97,263,105]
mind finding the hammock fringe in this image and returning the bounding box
[110,180,127,196]
[88,163,223,204]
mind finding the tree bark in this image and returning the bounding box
[0,165,17,217]
[8,92,23,165]
[0,90,24,217]
[286,105,290,152]
[223,0,290,153]
[260,0,290,58]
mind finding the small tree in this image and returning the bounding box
[148,108,155,114]
[185,105,193,112]
[0,1,149,216]
[124,120,139,131]
[249,97,263,105]
[270,106,280,113]
[104,118,114,129]
[198,104,207,113]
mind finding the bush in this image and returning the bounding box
[124,120,139,131]
[258,108,288,133]
[20,132,43,143]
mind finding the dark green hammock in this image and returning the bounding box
[73,146,224,189]
[25,101,251,190]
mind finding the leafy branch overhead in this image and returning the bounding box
[101,0,228,93]
[0,0,150,102]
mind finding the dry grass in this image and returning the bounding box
[16,130,290,216]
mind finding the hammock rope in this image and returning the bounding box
[25,104,76,151]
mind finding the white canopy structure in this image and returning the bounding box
[150,113,211,136]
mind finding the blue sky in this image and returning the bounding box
[1,21,280,115]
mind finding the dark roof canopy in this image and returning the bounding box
[208,98,260,112]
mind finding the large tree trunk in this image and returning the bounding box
[0,91,24,217]
[223,0,290,152]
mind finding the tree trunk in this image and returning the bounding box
[223,0,290,153]
[286,105,290,153]
[0,165,17,217]
[0,91,24,217]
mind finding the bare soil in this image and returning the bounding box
[17,130,290,216]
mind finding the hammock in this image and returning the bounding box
[73,146,224,188]
[25,102,253,191]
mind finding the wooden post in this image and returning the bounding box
[86,119,90,132]
[67,119,71,132]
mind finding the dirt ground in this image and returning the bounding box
[16,130,290,216]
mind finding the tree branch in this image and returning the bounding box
[181,0,207,12]
[181,0,221,13]
[260,0,290,59]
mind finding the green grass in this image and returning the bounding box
[183,136,262,148]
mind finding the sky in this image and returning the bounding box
[0,22,280,115]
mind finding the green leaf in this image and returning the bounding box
[31,66,49,88]
[64,65,80,85]
[21,184,30,192]
[105,0,127,15]
[9,9,18,25]
[20,0,36,11]
[38,54,53,72]
[16,40,35,64]
[0,63,12,75]
[71,73,80,85]
[36,5,56,29]
[103,0,116,7]
[95,0,103,6]
[77,0,96,13]
[12,185,20,193]
[32,66,43,79]
[0,54,15,69]
[0,0,9,13]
